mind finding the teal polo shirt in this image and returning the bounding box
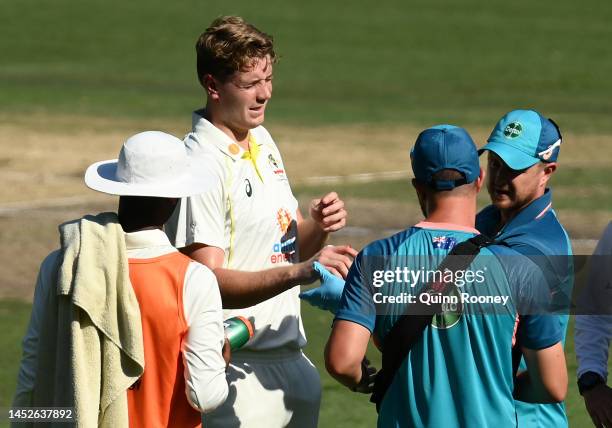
[335,222,562,428]
[477,189,573,428]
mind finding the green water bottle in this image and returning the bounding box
[224,316,254,351]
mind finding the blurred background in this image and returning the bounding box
[1,0,611,425]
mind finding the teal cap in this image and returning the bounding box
[479,109,562,170]
[411,125,480,190]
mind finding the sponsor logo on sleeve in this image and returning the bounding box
[268,154,287,180]
[276,208,293,234]
[271,236,297,264]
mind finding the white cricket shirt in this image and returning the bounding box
[166,110,306,351]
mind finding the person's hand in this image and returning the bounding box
[351,358,378,394]
[300,262,346,313]
[296,244,357,285]
[309,192,347,233]
[583,384,612,427]
[314,244,358,279]
[222,338,231,369]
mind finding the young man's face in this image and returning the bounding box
[486,152,548,218]
[213,55,273,134]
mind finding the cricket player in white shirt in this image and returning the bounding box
[165,16,357,428]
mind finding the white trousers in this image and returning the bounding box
[203,349,321,428]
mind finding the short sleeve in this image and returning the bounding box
[517,315,562,350]
[514,258,563,349]
[165,158,227,250]
[334,252,376,333]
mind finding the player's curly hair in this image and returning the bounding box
[196,16,276,85]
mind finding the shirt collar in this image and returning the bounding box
[477,188,553,237]
[192,109,255,161]
[414,221,479,234]
[125,228,174,251]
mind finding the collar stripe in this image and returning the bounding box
[535,202,552,220]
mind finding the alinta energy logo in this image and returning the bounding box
[503,122,523,139]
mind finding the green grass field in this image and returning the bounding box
[1,0,611,426]
[1,0,612,131]
[294,164,612,212]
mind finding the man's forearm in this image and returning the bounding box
[517,343,567,403]
[182,266,229,413]
[297,218,328,261]
[182,244,317,309]
[324,320,372,391]
[327,362,362,390]
[324,339,362,390]
[214,263,312,308]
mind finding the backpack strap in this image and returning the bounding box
[370,234,494,411]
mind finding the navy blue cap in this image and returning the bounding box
[411,125,480,190]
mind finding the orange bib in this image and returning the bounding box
[127,252,202,428]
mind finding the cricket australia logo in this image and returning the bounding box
[276,208,293,234]
[503,122,522,139]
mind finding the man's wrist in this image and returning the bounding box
[307,212,330,233]
[292,261,315,285]
[312,219,331,237]
[578,371,606,396]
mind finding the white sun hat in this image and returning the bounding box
[84,131,213,197]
